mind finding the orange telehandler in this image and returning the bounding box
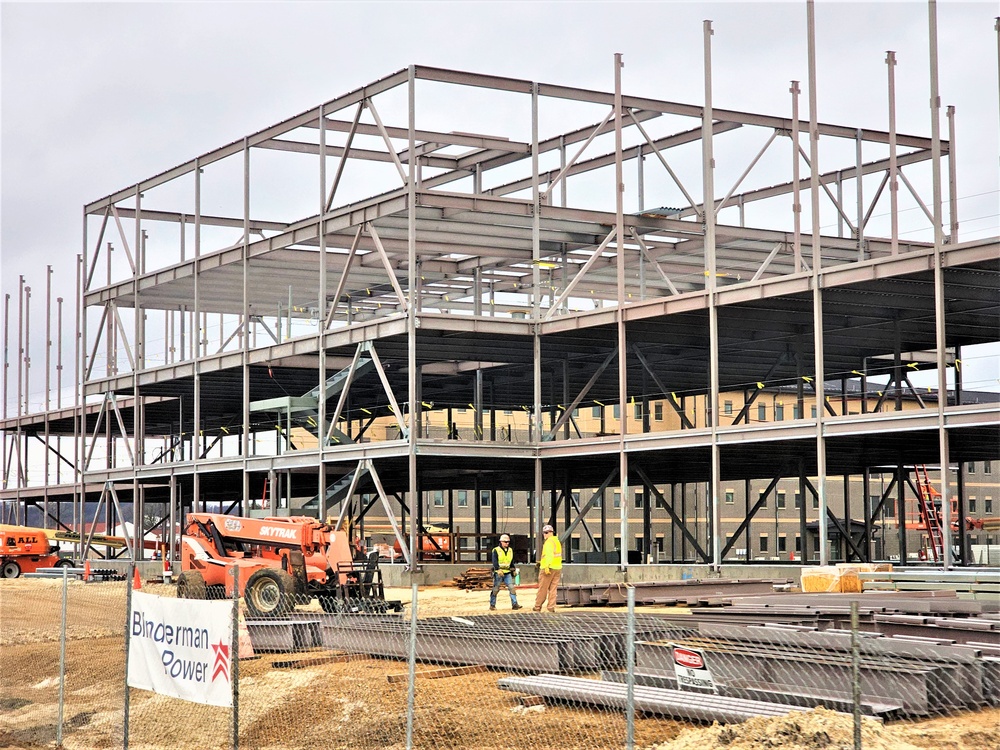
[176,513,400,617]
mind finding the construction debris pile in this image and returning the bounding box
[447,567,496,590]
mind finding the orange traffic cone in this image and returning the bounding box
[83,560,91,582]
[133,566,142,590]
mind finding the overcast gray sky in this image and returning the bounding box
[2,1,998,408]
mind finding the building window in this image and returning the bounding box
[967,461,976,473]
[613,491,621,509]
[986,461,993,474]
[775,403,785,421]
[724,400,733,415]
[457,407,467,413]
[885,497,895,518]
[573,408,580,419]
[526,490,534,508]
[654,403,663,421]
[503,490,513,508]
[725,490,735,505]
[812,494,819,510]
[794,535,802,552]
[503,409,513,415]
[778,536,787,553]
[634,491,644,509]
[811,405,817,418]
[592,406,601,419]
[794,492,802,509]
[480,490,491,507]
[759,493,768,509]
[793,404,800,419]
[758,404,766,422]
[433,490,444,507]
[986,498,994,514]
[777,490,786,509]
[571,536,581,552]
[634,403,642,420]
[635,535,645,552]
[591,491,602,509]
[969,497,977,513]
[457,490,468,507]
[759,535,769,552]
[613,404,620,419]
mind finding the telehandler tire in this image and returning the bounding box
[245,568,296,618]
[1,561,21,578]
[176,570,208,600]
[54,559,74,569]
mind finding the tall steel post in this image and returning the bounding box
[318,102,328,519]
[703,21,722,569]
[193,157,202,513]
[44,266,51,523]
[407,66,419,571]
[946,105,958,243]
[241,139,251,517]
[807,0,829,564]
[615,52,630,572]
[928,0,952,568]
[887,51,899,255]
[790,81,802,272]
[531,80,543,556]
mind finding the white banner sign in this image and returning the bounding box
[127,590,234,707]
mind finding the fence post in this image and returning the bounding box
[57,566,68,747]
[231,565,240,750]
[406,581,418,750]
[124,564,133,750]
[851,601,861,750]
[626,585,635,750]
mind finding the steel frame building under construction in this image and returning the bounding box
[2,22,999,573]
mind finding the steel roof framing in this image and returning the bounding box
[2,54,997,573]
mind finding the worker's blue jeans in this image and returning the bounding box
[490,572,518,608]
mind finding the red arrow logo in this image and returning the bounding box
[212,640,230,682]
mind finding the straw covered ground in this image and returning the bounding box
[1,579,997,750]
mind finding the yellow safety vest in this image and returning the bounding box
[540,535,562,571]
[494,545,514,573]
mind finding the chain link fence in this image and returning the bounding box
[1,570,997,750]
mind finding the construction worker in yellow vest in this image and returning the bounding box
[489,534,522,611]
[533,524,562,612]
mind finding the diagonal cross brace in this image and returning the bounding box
[635,465,709,562]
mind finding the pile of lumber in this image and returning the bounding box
[450,567,494,590]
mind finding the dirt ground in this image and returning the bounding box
[1,578,998,750]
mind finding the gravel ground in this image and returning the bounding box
[1,578,997,750]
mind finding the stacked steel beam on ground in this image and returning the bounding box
[497,674,815,724]
[860,569,1000,599]
[654,590,1000,644]
[288,611,684,671]
[556,578,794,606]
[634,622,996,716]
